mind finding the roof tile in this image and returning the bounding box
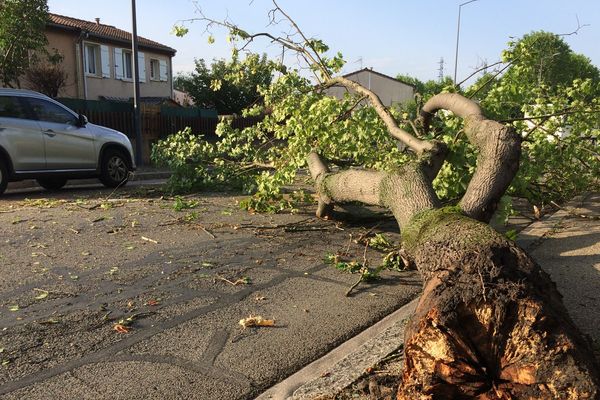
[48,13,176,55]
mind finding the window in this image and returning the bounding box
[0,96,28,119]
[84,44,100,75]
[122,50,133,79]
[26,98,78,125]
[84,43,109,78]
[114,49,145,82]
[150,59,160,80]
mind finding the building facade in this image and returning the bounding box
[325,68,415,107]
[40,14,176,101]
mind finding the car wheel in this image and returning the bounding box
[100,150,130,188]
[0,160,8,195]
[36,178,67,191]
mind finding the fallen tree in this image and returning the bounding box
[171,2,600,397]
[309,92,600,398]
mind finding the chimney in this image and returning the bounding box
[95,18,100,25]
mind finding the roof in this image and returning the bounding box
[47,13,176,56]
[342,68,415,88]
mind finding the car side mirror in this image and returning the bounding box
[77,114,88,127]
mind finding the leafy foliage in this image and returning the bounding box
[174,53,274,114]
[476,31,600,204]
[0,0,49,87]
[155,29,599,212]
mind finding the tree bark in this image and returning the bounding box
[421,93,521,223]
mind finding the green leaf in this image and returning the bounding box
[34,290,49,300]
[171,25,189,37]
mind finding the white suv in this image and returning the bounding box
[0,89,135,195]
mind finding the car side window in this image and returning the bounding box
[27,98,78,125]
[0,96,28,119]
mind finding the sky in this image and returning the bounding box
[47,0,600,84]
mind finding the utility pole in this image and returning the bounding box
[453,0,479,84]
[131,0,142,166]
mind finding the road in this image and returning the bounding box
[0,183,420,399]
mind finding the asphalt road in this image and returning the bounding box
[0,183,421,399]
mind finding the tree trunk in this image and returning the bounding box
[398,209,600,399]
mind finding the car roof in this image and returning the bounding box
[0,88,52,100]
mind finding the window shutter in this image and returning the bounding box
[138,52,146,83]
[114,48,123,79]
[100,45,110,78]
[159,59,168,81]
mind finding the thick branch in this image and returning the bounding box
[308,152,439,228]
[422,93,521,223]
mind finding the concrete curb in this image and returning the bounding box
[257,298,418,400]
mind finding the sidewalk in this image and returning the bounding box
[264,193,600,399]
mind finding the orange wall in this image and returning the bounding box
[31,28,174,100]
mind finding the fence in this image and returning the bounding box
[56,99,263,164]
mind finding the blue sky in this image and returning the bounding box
[47,0,600,84]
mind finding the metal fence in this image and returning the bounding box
[56,98,262,139]
[55,99,263,163]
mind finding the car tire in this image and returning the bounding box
[36,178,67,191]
[99,149,130,188]
[0,160,8,195]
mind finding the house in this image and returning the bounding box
[325,68,415,107]
[39,13,176,101]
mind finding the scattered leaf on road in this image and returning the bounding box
[142,236,159,244]
[113,324,130,333]
[8,305,19,312]
[217,276,252,286]
[33,289,49,300]
[239,315,275,328]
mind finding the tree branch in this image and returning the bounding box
[421,93,521,222]
[327,76,436,155]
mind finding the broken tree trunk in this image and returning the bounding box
[307,92,600,399]
[398,210,599,399]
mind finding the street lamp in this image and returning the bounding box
[453,0,479,84]
[131,0,142,166]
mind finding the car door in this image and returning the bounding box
[0,95,46,171]
[26,97,96,170]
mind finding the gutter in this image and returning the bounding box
[76,30,89,100]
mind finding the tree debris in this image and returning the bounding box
[239,315,275,328]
